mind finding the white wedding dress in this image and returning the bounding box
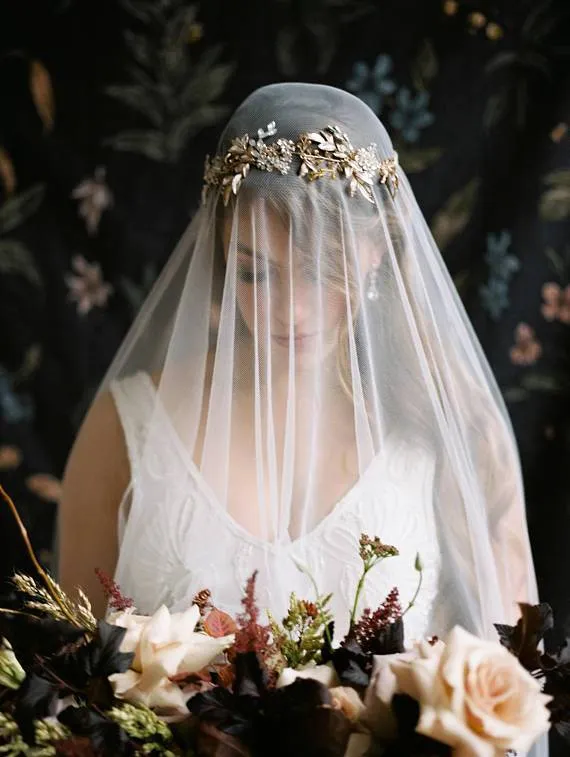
[110,372,443,642]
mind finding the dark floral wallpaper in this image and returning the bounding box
[0,0,569,747]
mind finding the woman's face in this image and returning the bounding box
[222,206,348,365]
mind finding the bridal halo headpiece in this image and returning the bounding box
[202,122,399,206]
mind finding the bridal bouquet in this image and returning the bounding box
[0,486,567,757]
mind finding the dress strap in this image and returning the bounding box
[109,372,156,484]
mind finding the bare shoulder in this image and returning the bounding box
[64,388,129,490]
[58,387,130,613]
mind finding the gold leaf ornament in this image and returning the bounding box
[203,123,399,205]
[29,60,55,132]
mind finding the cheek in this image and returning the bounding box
[325,292,346,327]
[236,284,254,328]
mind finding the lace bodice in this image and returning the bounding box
[110,373,442,642]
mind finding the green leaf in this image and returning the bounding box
[164,5,198,63]
[15,344,42,382]
[452,269,470,294]
[181,59,234,107]
[543,169,570,187]
[411,38,438,91]
[105,84,164,127]
[0,240,42,287]
[125,64,155,89]
[544,246,566,280]
[0,185,45,235]
[539,175,570,221]
[521,373,569,394]
[483,90,508,132]
[104,130,167,161]
[485,51,519,75]
[166,105,230,159]
[503,387,530,403]
[430,178,481,251]
[125,30,153,69]
[119,0,157,23]
[397,146,443,173]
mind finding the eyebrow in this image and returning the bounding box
[236,242,254,257]
[236,241,281,268]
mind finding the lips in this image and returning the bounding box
[272,333,315,347]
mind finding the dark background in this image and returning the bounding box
[0,0,569,750]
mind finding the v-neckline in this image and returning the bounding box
[138,371,386,554]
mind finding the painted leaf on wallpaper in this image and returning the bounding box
[275,0,374,75]
[29,61,55,132]
[124,31,153,70]
[276,25,336,77]
[15,345,42,383]
[483,90,508,132]
[0,148,16,197]
[521,373,569,395]
[167,107,229,155]
[540,170,570,221]
[119,262,159,317]
[410,39,438,91]
[120,0,157,24]
[397,146,443,173]
[430,178,480,251]
[105,85,163,128]
[104,130,167,162]
[503,386,531,404]
[0,185,45,235]
[0,240,42,289]
[107,5,233,164]
[180,45,234,104]
[452,270,470,296]
[544,246,568,281]
[163,5,199,66]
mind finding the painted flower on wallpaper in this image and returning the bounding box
[0,446,22,470]
[485,231,519,278]
[26,474,63,503]
[0,370,34,424]
[71,166,113,236]
[345,55,396,114]
[389,88,435,143]
[510,323,542,366]
[65,255,113,315]
[541,282,570,324]
[480,278,510,321]
[479,231,520,320]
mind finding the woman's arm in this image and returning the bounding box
[58,391,130,618]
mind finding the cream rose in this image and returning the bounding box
[276,662,338,689]
[390,626,551,757]
[363,640,445,739]
[108,605,234,716]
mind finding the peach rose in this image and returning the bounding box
[330,686,366,722]
[390,626,551,757]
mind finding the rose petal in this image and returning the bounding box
[178,633,234,674]
[276,663,337,689]
[109,669,141,697]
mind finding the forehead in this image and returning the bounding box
[222,203,296,265]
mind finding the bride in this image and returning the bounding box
[58,83,538,647]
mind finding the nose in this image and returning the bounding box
[272,273,313,331]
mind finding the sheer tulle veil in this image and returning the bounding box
[97,81,540,694]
